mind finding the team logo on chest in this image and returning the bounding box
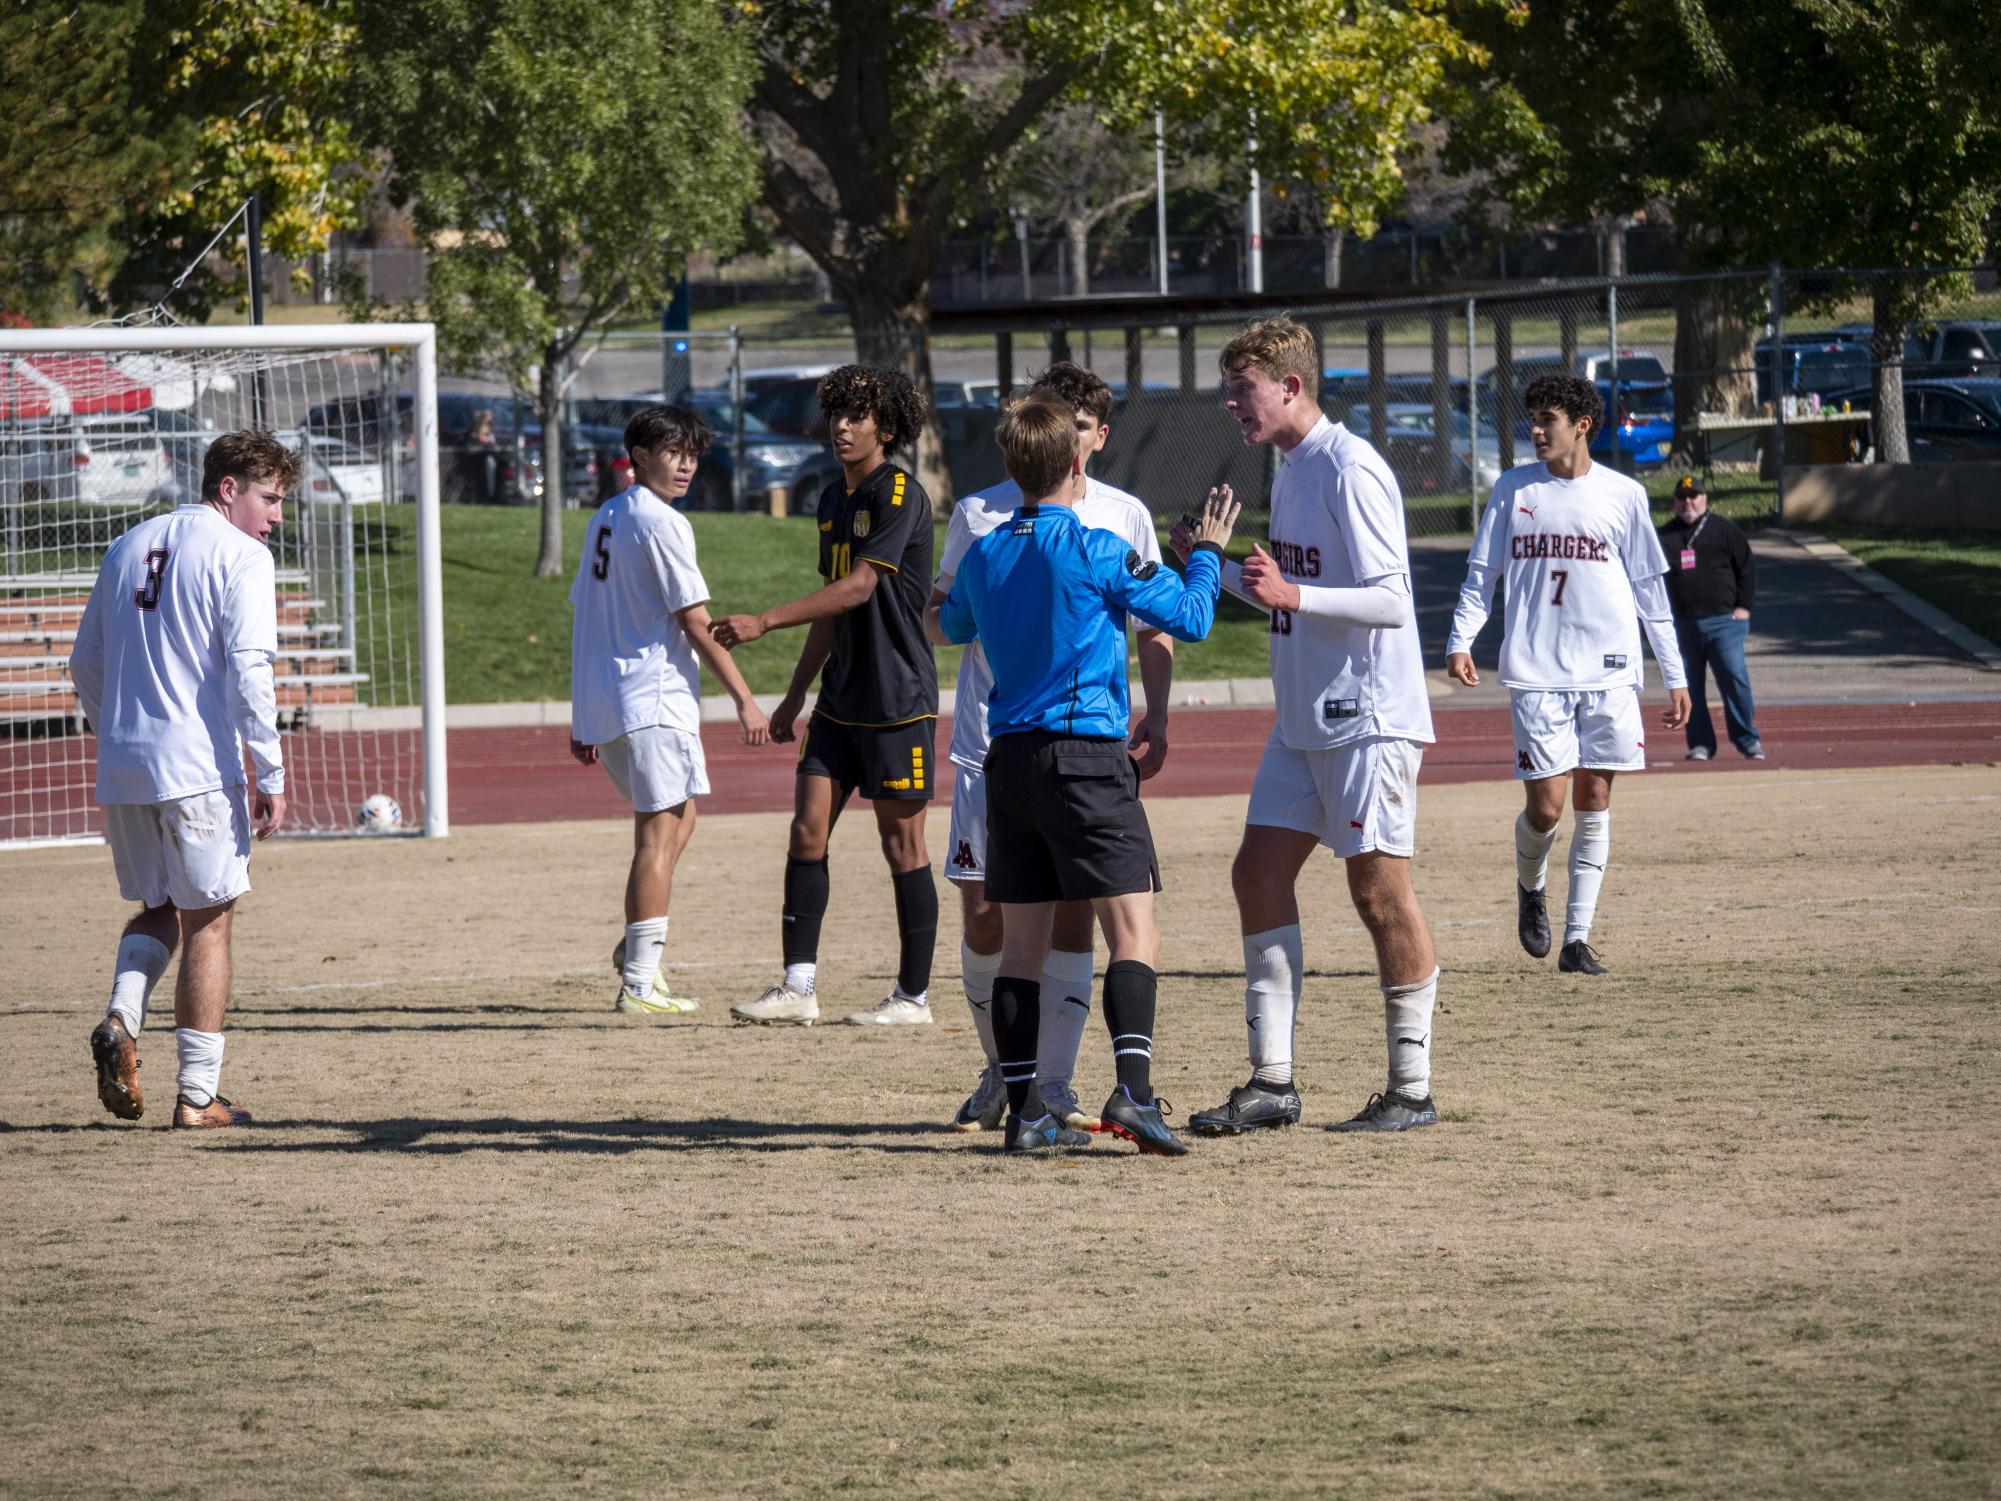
[852,510,871,539]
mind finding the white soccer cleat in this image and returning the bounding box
[610,940,700,1012]
[730,984,820,1026]
[840,993,934,1027]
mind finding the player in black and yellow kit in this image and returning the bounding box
[712,366,940,1026]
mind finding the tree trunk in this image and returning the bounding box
[1323,226,1345,290]
[1668,277,1757,468]
[841,278,954,512]
[1871,287,1909,464]
[534,350,565,578]
[1065,218,1090,298]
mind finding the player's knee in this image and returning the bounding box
[963,899,1003,952]
[1050,902,1095,954]
[787,818,827,861]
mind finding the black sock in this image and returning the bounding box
[992,976,1041,1115]
[890,866,937,996]
[1103,960,1157,1103]
[781,857,829,969]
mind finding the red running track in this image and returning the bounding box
[451,699,2001,825]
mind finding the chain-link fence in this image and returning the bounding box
[433,263,1998,536]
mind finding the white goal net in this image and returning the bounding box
[0,324,447,845]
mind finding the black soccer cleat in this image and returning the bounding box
[1099,1086,1190,1157]
[1558,940,1609,975]
[1331,1090,1437,1133]
[1517,883,1552,959]
[1002,1112,1094,1155]
[1189,1079,1302,1135]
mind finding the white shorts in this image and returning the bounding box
[1244,731,1423,859]
[598,725,709,812]
[104,786,253,910]
[1509,688,1646,780]
[943,762,987,884]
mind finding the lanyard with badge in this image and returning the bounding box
[1679,514,1709,572]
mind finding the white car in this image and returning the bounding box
[73,418,176,507]
[295,434,387,505]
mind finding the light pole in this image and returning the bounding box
[1246,110,1264,295]
[1010,207,1032,301]
[1154,108,1170,296]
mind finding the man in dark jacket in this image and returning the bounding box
[1659,476,1763,760]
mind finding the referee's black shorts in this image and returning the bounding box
[983,731,1161,904]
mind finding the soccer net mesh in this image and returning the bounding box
[0,326,444,845]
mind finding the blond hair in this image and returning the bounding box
[994,392,1079,499]
[1218,315,1320,401]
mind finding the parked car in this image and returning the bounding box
[71,417,176,506]
[932,378,1001,409]
[687,394,829,510]
[744,376,828,438]
[150,407,217,501]
[1832,320,2001,381]
[1753,333,1887,406]
[1343,403,1506,493]
[292,434,387,504]
[1823,378,2001,462]
[1481,351,1675,468]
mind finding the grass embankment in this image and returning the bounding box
[428,506,1278,705]
[1812,525,2001,647]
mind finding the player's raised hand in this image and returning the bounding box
[768,690,803,743]
[710,613,766,650]
[738,701,771,747]
[569,736,599,767]
[1446,651,1480,688]
[254,789,286,840]
[1663,687,1692,731]
[1192,485,1241,549]
[1166,519,1195,564]
[1238,543,1301,612]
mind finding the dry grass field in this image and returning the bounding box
[3,766,1998,1499]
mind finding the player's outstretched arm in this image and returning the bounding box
[679,602,770,746]
[768,618,835,742]
[1113,487,1240,642]
[710,565,881,648]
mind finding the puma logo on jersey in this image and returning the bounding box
[1517,505,1537,518]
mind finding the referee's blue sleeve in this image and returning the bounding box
[939,571,978,645]
[1104,543,1223,643]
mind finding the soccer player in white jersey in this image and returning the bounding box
[1446,373,1691,975]
[69,431,297,1129]
[570,405,769,1013]
[924,362,1176,1134]
[1177,317,1446,1135]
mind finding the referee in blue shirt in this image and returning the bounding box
[929,394,1240,1155]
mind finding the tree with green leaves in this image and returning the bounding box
[749,0,1487,503]
[351,0,759,576]
[1444,0,2001,464]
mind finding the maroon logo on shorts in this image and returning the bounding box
[951,839,977,869]
[1517,750,1534,772]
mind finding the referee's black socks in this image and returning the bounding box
[890,866,937,997]
[781,856,829,968]
[1104,960,1158,1104]
[992,976,1041,1115]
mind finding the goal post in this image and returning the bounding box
[0,322,448,843]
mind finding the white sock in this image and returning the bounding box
[1384,967,1439,1100]
[620,917,668,995]
[1035,948,1096,1093]
[1565,810,1611,943]
[961,942,1000,1064]
[1515,811,1558,892]
[1245,924,1303,1088]
[108,934,171,1036]
[892,985,929,1006]
[783,962,816,995]
[175,1028,225,1107]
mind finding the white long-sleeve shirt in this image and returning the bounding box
[70,504,284,804]
[1447,462,1686,692]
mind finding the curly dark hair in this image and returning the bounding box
[1028,360,1113,423]
[623,404,711,459]
[816,365,926,456]
[1522,373,1603,438]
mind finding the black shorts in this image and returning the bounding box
[797,712,937,801]
[984,731,1161,904]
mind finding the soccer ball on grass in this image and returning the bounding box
[355,793,403,835]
